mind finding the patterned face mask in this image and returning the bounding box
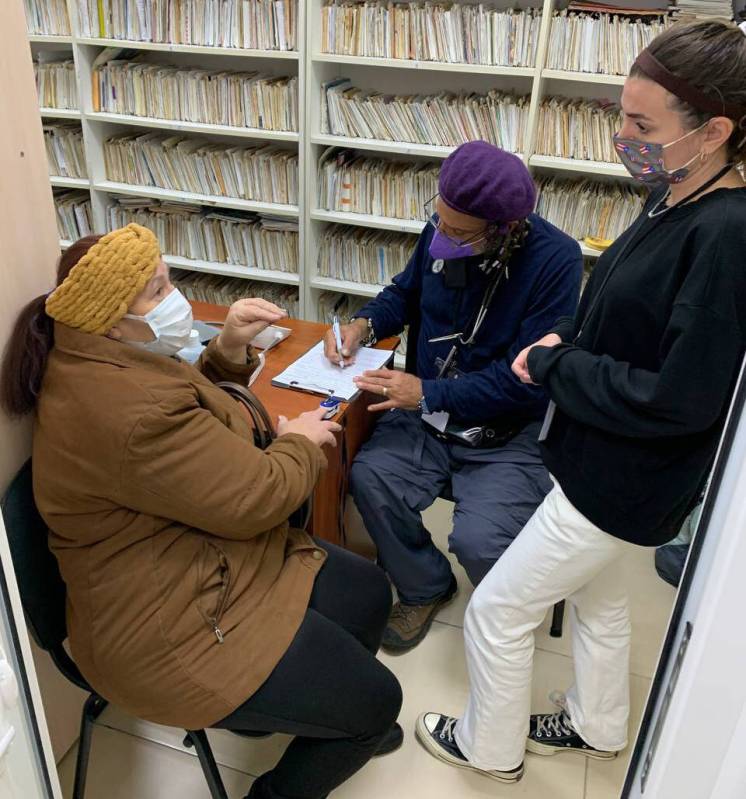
[613,121,709,185]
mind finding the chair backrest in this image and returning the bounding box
[1,458,89,690]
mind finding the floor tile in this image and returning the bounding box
[57,725,254,799]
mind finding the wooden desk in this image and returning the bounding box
[190,302,397,545]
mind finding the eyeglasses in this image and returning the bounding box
[423,193,490,248]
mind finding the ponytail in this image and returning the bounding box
[0,234,102,417]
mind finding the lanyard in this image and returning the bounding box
[574,163,733,344]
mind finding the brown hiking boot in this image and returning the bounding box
[383,576,458,652]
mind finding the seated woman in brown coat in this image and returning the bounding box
[0,224,402,799]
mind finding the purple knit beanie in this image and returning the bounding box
[438,141,536,226]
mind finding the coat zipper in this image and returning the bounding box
[198,545,232,645]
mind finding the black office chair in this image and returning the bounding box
[0,459,236,799]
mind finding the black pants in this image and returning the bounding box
[215,539,403,799]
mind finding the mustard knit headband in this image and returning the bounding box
[46,224,162,335]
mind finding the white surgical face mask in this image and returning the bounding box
[123,288,194,357]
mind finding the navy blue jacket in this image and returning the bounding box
[356,215,583,425]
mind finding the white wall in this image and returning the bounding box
[0,0,87,764]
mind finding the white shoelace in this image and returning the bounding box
[439,716,457,742]
[534,710,576,739]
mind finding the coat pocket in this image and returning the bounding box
[195,540,232,645]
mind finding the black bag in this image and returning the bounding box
[217,381,312,531]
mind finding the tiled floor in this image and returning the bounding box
[57,500,675,799]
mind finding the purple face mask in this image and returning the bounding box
[428,230,481,260]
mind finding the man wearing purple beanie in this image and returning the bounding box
[324,141,582,651]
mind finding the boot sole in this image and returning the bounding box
[415,716,523,784]
[381,586,459,654]
[526,739,618,760]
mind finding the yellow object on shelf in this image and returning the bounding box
[583,235,614,251]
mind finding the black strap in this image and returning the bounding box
[574,164,733,344]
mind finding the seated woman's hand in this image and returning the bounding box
[277,407,342,449]
[217,299,288,363]
[512,333,562,384]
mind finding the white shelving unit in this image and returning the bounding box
[27,0,650,320]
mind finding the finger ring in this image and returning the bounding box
[382,386,388,397]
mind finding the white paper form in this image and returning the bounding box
[271,341,394,401]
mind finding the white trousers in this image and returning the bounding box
[455,481,635,771]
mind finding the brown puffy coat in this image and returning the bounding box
[33,324,327,729]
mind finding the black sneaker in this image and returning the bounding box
[415,713,524,783]
[374,722,404,756]
[526,711,617,760]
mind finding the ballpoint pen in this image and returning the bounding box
[332,314,345,368]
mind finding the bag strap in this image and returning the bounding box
[216,381,276,450]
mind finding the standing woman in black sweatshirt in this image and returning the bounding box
[414,20,746,783]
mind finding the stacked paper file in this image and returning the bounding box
[318,226,416,285]
[94,59,298,132]
[55,191,93,241]
[24,0,71,36]
[322,79,529,151]
[77,0,297,50]
[35,60,78,109]
[107,198,299,272]
[104,133,299,205]
[318,149,438,220]
[171,269,300,315]
[44,124,88,178]
[535,97,623,162]
[321,2,541,67]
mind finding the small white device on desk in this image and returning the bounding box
[272,341,393,401]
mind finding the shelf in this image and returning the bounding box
[311,209,425,234]
[542,70,627,87]
[50,176,90,189]
[310,276,383,298]
[529,155,629,178]
[86,112,299,142]
[94,181,300,217]
[163,254,300,285]
[77,38,299,59]
[313,53,535,77]
[40,107,81,119]
[28,34,73,44]
[312,134,457,159]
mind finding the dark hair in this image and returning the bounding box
[0,234,102,417]
[630,20,746,164]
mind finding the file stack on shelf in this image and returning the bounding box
[318,226,418,286]
[317,291,369,323]
[546,10,670,75]
[320,1,542,67]
[34,59,78,110]
[77,0,298,51]
[535,97,622,162]
[318,149,438,220]
[54,191,94,241]
[673,0,733,22]
[94,60,299,132]
[322,80,529,151]
[535,175,645,242]
[103,134,299,205]
[44,124,88,178]
[24,0,71,36]
[171,270,300,315]
[107,198,299,272]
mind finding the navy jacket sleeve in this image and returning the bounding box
[421,243,583,420]
[527,223,745,438]
[353,230,428,339]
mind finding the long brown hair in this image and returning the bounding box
[630,20,746,164]
[0,234,102,417]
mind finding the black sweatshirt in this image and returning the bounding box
[527,186,746,546]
